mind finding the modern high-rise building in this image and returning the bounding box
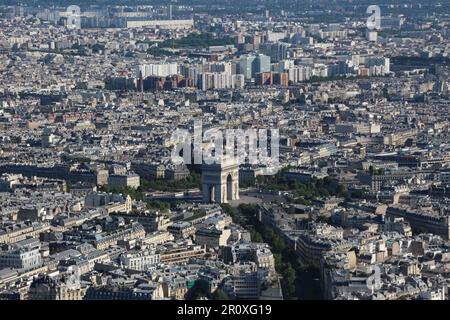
[239,54,271,80]
[137,62,178,78]
[261,43,290,62]
[255,54,271,75]
[239,54,256,80]
[288,65,312,83]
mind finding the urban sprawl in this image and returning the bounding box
[0,0,449,301]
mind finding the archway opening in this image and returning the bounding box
[226,174,233,201]
[209,185,215,202]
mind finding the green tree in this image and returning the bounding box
[212,289,229,300]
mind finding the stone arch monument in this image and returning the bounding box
[202,157,239,203]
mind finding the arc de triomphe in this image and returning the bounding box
[202,157,239,203]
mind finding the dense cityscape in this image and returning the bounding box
[0,0,449,303]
